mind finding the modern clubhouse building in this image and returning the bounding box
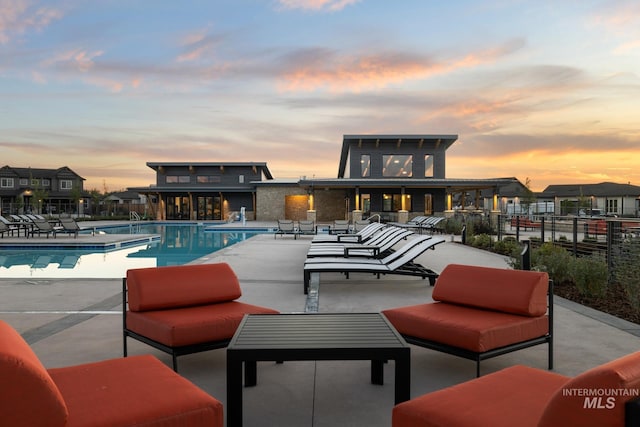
[128,134,520,223]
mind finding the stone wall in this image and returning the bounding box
[256,185,307,221]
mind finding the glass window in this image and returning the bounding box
[42,179,51,187]
[166,175,190,184]
[382,194,412,211]
[178,176,190,184]
[383,155,412,177]
[425,155,434,177]
[197,175,221,183]
[60,180,73,190]
[19,178,29,186]
[0,178,14,188]
[360,155,370,177]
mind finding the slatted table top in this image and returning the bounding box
[228,313,407,351]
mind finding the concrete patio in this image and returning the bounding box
[2,227,640,426]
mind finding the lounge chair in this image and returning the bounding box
[303,235,445,293]
[58,217,81,238]
[419,216,445,233]
[274,219,298,239]
[306,227,414,258]
[0,217,23,237]
[329,219,351,234]
[29,219,59,238]
[311,222,385,244]
[298,220,316,235]
[353,219,370,232]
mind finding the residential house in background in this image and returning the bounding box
[0,166,87,216]
[103,190,148,218]
[538,182,640,217]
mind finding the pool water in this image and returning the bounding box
[0,224,262,279]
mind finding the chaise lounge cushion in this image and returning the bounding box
[431,264,549,316]
[0,321,68,427]
[127,263,242,311]
[126,301,280,346]
[49,354,223,427]
[382,302,549,352]
[392,365,570,427]
[538,351,640,427]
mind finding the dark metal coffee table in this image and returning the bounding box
[226,313,410,427]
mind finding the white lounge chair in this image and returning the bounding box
[303,235,445,293]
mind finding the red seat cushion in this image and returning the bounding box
[127,263,242,311]
[538,351,640,427]
[126,301,279,346]
[383,302,549,352]
[432,264,549,316]
[393,365,569,427]
[49,354,223,427]
[0,320,68,427]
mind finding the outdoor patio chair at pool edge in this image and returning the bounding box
[306,227,415,258]
[57,217,80,238]
[303,235,445,293]
[274,219,298,239]
[311,221,386,243]
[329,219,351,234]
[297,220,317,235]
[29,218,59,238]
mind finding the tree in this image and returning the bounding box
[520,177,536,215]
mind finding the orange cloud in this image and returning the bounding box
[0,0,62,44]
[278,40,525,93]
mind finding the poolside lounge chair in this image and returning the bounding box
[353,219,370,232]
[419,216,445,234]
[306,227,414,258]
[329,219,351,234]
[274,219,298,239]
[303,235,445,293]
[311,222,385,244]
[29,219,59,238]
[58,217,81,238]
[298,220,316,235]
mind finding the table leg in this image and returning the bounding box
[394,350,411,404]
[371,360,384,385]
[244,360,257,386]
[227,355,244,427]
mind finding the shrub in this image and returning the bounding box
[613,239,640,311]
[531,242,573,284]
[571,254,608,298]
[468,233,493,250]
[493,237,521,256]
[442,218,464,234]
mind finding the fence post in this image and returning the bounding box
[572,217,578,257]
[521,240,531,270]
[461,225,467,245]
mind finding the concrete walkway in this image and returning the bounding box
[2,227,640,426]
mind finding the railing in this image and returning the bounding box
[364,214,382,223]
[129,211,141,221]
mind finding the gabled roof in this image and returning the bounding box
[0,165,85,180]
[338,134,458,178]
[540,182,640,198]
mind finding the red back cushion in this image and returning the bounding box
[538,351,640,427]
[0,320,68,427]
[127,263,242,311]
[432,264,548,316]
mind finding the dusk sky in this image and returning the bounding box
[1,0,639,192]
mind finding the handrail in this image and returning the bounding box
[364,214,382,223]
[129,211,141,221]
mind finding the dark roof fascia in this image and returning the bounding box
[146,162,273,180]
[299,177,517,190]
[127,186,256,193]
[338,134,458,178]
[0,166,84,180]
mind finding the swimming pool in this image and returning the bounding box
[0,223,264,279]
